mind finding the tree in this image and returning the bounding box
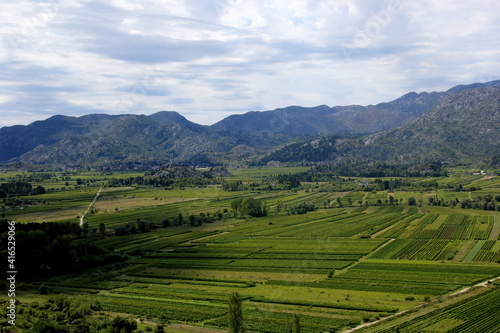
[110,317,137,333]
[34,185,46,194]
[238,197,267,217]
[294,314,301,333]
[228,292,244,333]
[99,223,106,236]
[155,324,165,333]
[32,319,59,333]
[276,200,284,212]
[407,197,417,206]
[231,198,242,215]
[39,283,48,295]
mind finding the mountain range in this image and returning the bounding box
[260,87,500,167]
[1,80,499,169]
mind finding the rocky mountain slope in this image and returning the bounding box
[0,112,235,167]
[211,80,500,147]
[260,87,500,167]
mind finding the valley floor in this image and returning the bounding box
[1,168,499,332]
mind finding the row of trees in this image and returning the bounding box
[0,220,125,280]
[108,165,227,189]
[231,198,268,217]
[0,294,167,333]
[0,181,46,198]
[113,210,233,237]
[306,160,447,178]
[428,194,500,211]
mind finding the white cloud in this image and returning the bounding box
[1,0,500,127]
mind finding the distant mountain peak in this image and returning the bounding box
[149,111,188,124]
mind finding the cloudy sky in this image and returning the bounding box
[1,0,499,127]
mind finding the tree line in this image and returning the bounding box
[0,181,46,198]
[0,220,126,281]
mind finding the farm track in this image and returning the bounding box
[489,215,500,240]
[342,275,500,333]
[80,186,102,226]
[335,238,395,275]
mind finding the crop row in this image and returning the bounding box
[95,230,219,252]
[338,269,487,287]
[107,282,232,302]
[400,214,440,239]
[370,239,455,261]
[97,294,227,322]
[375,205,405,214]
[137,257,351,274]
[206,307,356,333]
[405,214,494,240]
[252,211,359,237]
[376,214,424,238]
[249,297,398,313]
[377,286,500,333]
[358,261,500,275]
[473,240,500,262]
[336,261,500,295]
[267,278,455,296]
[471,216,494,239]
[270,213,409,238]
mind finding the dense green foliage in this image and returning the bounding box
[228,292,245,333]
[0,296,139,333]
[0,181,45,198]
[107,165,226,188]
[0,220,126,280]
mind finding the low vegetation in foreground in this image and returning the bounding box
[0,166,499,332]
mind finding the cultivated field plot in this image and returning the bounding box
[362,284,500,333]
[45,204,500,332]
[2,170,499,332]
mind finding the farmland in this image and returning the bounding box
[0,167,499,332]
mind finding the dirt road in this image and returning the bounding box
[80,187,102,226]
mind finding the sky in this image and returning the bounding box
[1,0,500,127]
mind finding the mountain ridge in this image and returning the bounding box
[210,80,500,147]
[1,80,499,168]
[259,87,500,167]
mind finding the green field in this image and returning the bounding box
[1,168,499,332]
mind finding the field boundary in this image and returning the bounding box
[336,238,395,275]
